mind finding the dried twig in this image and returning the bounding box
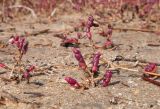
[147,43,160,47]
[50,8,57,17]
[24,92,44,97]
[33,43,52,47]
[2,0,6,22]
[30,73,45,77]
[113,55,160,66]
[26,29,50,36]
[112,65,139,72]
[143,71,160,77]
[7,5,37,18]
[113,27,159,33]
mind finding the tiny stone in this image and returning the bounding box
[118,93,122,96]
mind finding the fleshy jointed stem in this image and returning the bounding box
[72,47,87,71]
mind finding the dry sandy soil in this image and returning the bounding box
[0,12,160,109]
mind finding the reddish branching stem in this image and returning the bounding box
[99,24,113,40]
[85,15,98,40]
[5,35,33,83]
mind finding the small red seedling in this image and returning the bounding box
[28,65,35,72]
[102,70,112,87]
[144,63,157,73]
[9,35,29,55]
[23,65,35,83]
[65,77,80,89]
[104,40,114,49]
[0,63,6,69]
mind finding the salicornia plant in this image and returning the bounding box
[64,47,112,89]
[0,35,35,83]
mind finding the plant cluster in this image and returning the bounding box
[61,15,114,49]
[65,48,112,89]
[0,35,35,83]
[62,15,115,89]
[63,15,160,89]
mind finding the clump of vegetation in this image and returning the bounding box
[0,35,35,83]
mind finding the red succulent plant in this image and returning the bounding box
[23,65,35,82]
[0,63,6,69]
[85,15,99,40]
[144,63,157,73]
[8,36,29,54]
[72,48,87,70]
[102,70,112,87]
[104,40,113,49]
[65,77,80,88]
[91,52,101,73]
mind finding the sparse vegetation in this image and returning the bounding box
[0,0,160,109]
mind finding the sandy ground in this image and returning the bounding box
[0,13,160,109]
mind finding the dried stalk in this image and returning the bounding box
[147,43,160,47]
[113,55,160,66]
[113,27,159,33]
[2,0,6,21]
[50,8,57,17]
[111,63,139,72]
[143,71,160,77]
[23,92,44,97]
[7,5,37,18]
[26,29,50,36]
